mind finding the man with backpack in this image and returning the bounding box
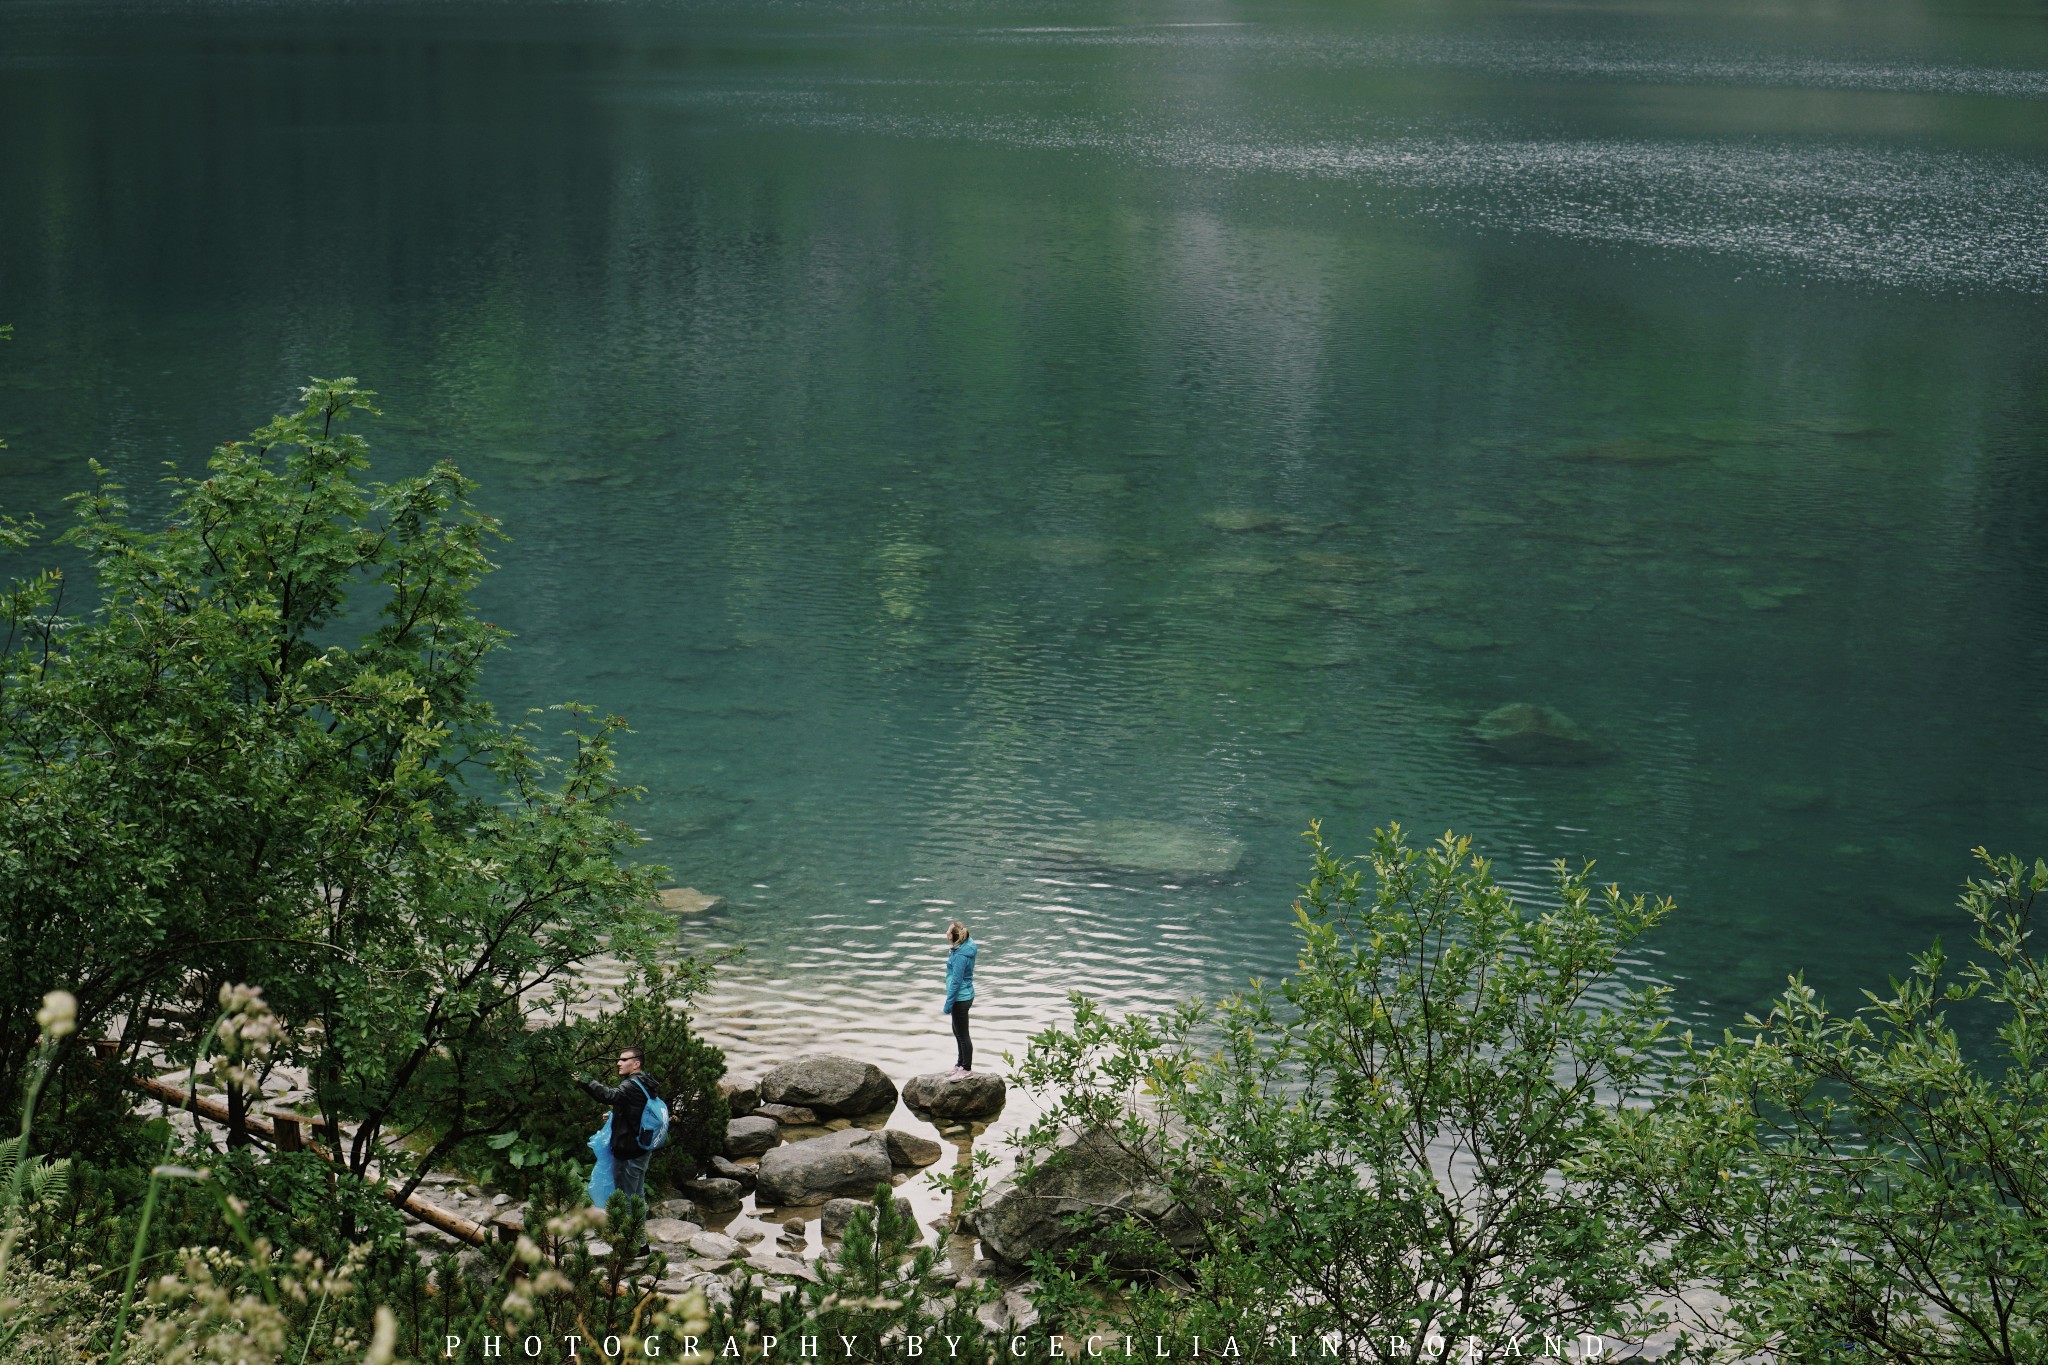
[582,1045,666,1248]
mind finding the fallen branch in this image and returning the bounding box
[127,1070,493,1247]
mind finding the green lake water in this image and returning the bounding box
[4,0,2047,1088]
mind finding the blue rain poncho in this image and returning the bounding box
[587,1114,616,1206]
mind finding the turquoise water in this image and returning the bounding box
[3,0,2047,1088]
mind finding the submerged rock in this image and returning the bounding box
[1553,439,1705,467]
[1202,554,1282,577]
[1759,783,1829,813]
[1739,585,1807,611]
[1024,536,1115,567]
[1425,628,1502,653]
[1473,704,1604,766]
[1202,508,1292,533]
[758,1055,898,1118]
[657,887,726,916]
[1451,508,1525,527]
[1047,819,1245,879]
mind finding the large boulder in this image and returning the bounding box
[903,1071,1007,1121]
[754,1128,895,1206]
[1472,703,1604,766]
[972,1128,1206,1274]
[711,1156,757,1194]
[727,1115,782,1157]
[720,1079,760,1117]
[758,1055,899,1118]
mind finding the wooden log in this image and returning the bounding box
[134,1072,276,1141]
[127,1071,491,1247]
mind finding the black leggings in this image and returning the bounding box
[951,1000,973,1071]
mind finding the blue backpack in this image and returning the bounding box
[631,1076,671,1153]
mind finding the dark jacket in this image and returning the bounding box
[582,1071,662,1161]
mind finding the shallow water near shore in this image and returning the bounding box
[3,0,2047,1222]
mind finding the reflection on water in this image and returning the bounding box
[3,2,2047,1211]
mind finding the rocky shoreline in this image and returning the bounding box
[444,1052,1026,1308]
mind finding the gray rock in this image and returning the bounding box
[656,1270,721,1297]
[973,1128,1208,1274]
[1473,703,1604,766]
[657,1271,733,1310]
[820,1194,915,1239]
[883,1128,945,1167]
[678,1177,743,1212]
[650,1198,700,1223]
[727,1115,782,1157]
[712,1156,757,1193]
[755,1128,894,1205]
[758,1055,899,1118]
[748,1253,820,1284]
[645,1218,704,1246]
[903,1071,1007,1121]
[720,1079,760,1117]
[780,1217,806,1237]
[1004,1286,1042,1332]
[687,1231,743,1262]
[731,1224,766,1244]
[756,1102,820,1126]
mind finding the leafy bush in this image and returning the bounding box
[0,377,680,1207]
[457,961,732,1196]
[1619,850,2048,1363]
[1010,823,1680,1357]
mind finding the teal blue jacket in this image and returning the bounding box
[944,939,978,1013]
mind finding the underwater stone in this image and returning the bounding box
[1473,704,1605,766]
[1048,819,1246,878]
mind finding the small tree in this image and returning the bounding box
[1624,851,2048,1364]
[0,378,682,1200]
[1010,824,1678,1359]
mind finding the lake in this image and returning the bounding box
[3,0,2046,1106]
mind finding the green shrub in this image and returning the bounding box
[1620,850,2048,1364]
[1010,823,1680,1357]
[456,961,731,1196]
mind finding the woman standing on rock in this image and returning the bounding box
[942,920,978,1075]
